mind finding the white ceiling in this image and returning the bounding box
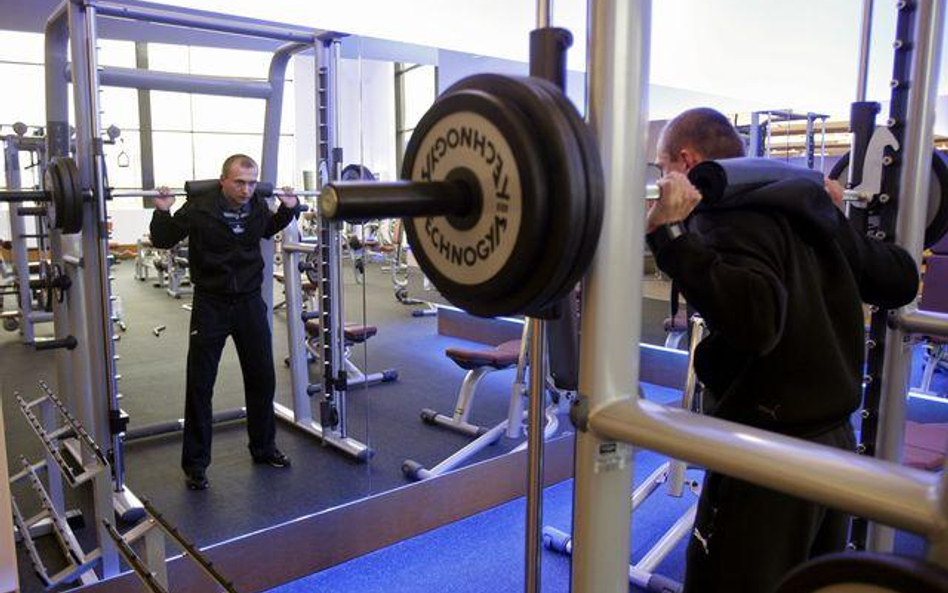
[1,0,945,122]
[148,0,948,119]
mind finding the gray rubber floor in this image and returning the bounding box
[0,255,673,593]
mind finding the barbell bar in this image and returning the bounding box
[319,180,864,221]
[0,186,318,203]
[1,176,862,208]
[0,156,312,233]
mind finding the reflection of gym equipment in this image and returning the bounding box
[0,158,316,236]
[7,2,322,584]
[133,236,157,282]
[2,128,55,344]
[10,381,109,587]
[543,316,706,593]
[402,321,562,481]
[164,242,192,299]
[275,37,393,461]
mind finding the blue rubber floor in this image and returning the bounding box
[266,353,948,593]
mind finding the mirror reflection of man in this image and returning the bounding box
[151,154,298,490]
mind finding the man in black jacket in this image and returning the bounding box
[151,154,298,490]
[646,108,919,592]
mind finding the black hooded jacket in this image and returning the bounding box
[651,172,919,436]
[149,188,295,299]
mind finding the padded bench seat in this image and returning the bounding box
[445,340,521,371]
[304,319,378,344]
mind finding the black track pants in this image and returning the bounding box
[683,421,856,593]
[182,292,276,472]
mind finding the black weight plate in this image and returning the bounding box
[512,76,591,313]
[402,85,549,318]
[523,76,604,311]
[53,157,83,234]
[341,164,375,181]
[775,552,948,593]
[929,151,948,249]
[304,252,320,286]
[43,160,63,231]
[446,74,587,317]
[829,150,948,249]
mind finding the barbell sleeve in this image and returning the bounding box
[319,181,474,221]
[33,335,78,351]
[0,189,48,203]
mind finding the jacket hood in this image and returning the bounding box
[688,157,840,238]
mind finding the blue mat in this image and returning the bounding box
[266,452,694,593]
[268,354,947,593]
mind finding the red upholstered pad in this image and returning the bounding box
[303,320,378,343]
[903,421,948,470]
[445,339,522,371]
[663,309,689,333]
[344,324,377,343]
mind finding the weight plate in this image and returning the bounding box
[453,75,587,316]
[402,86,549,317]
[522,76,604,311]
[304,252,321,286]
[49,157,83,234]
[444,74,588,316]
[43,161,63,231]
[829,150,948,249]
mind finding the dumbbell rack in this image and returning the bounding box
[102,499,239,593]
[8,381,112,588]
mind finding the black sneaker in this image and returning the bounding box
[184,469,208,490]
[253,449,291,468]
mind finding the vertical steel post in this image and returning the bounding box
[570,0,651,591]
[856,0,875,102]
[524,2,554,590]
[67,0,120,576]
[871,0,946,554]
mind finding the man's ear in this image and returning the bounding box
[679,148,703,171]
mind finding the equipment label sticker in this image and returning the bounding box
[411,111,522,285]
[594,442,631,474]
